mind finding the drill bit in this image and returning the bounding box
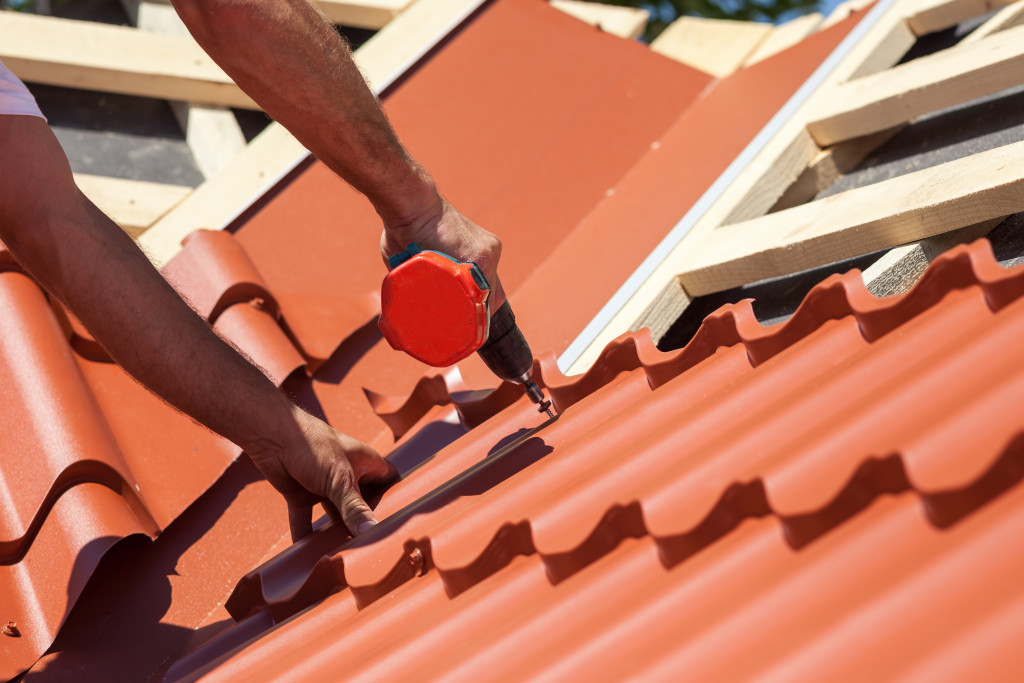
[523,378,556,420]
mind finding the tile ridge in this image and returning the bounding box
[222,429,1024,624]
[366,238,1023,437]
[0,459,158,564]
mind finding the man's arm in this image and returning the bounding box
[169,0,506,305]
[0,114,396,541]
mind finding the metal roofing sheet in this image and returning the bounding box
[165,238,1024,680]
[0,256,239,679]
[9,1,726,677]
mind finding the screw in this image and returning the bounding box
[407,547,425,575]
[3,622,19,637]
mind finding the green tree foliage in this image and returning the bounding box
[602,0,820,42]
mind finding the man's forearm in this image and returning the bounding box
[0,116,302,460]
[171,0,441,230]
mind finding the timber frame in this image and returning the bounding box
[563,0,1024,373]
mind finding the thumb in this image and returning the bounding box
[333,481,379,536]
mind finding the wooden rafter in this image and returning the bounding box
[0,12,256,109]
[550,0,649,40]
[565,0,1024,374]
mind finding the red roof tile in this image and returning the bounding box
[8,1,910,679]
[166,239,1024,680]
[0,262,238,679]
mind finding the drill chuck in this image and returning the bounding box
[477,301,532,381]
[479,301,554,418]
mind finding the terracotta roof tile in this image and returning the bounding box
[166,239,1024,679]
[5,1,910,678]
[0,261,239,678]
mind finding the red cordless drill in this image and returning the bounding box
[378,244,555,418]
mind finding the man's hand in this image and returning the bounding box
[380,198,506,309]
[249,407,399,542]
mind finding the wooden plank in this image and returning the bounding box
[0,12,256,109]
[565,0,1021,373]
[564,0,920,373]
[122,0,410,30]
[907,0,1015,34]
[74,174,192,238]
[768,126,903,213]
[959,0,1024,41]
[861,218,999,296]
[808,22,1024,145]
[550,0,649,39]
[139,0,486,267]
[134,1,247,180]
[819,0,873,30]
[745,12,823,66]
[650,17,772,78]
[137,125,306,264]
[314,0,411,29]
[676,140,1024,296]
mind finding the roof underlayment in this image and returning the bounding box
[6,0,1024,678]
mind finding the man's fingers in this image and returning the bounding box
[288,503,313,543]
[335,486,379,537]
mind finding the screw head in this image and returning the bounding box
[3,622,20,637]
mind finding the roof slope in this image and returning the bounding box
[9,0,911,679]
[8,0,721,677]
[170,238,1024,680]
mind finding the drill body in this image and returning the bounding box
[378,244,554,417]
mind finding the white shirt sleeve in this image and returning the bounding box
[0,59,46,120]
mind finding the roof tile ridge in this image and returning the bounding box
[0,271,154,548]
[651,238,1023,378]
[221,237,1024,622]
[365,239,1022,440]
[161,230,281,324]
[221,433,1024,624]
[0,459,158,565]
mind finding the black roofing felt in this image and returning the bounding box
[33,83,206,187]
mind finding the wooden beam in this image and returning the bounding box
[122,0,410,30]
[819,0,873,30]
[314,0,411,29]
[808,22,1024,145]
[137,125,306,264]
[563,0,916,373]
[745,12,823,66]
[650,17,772,78]
[139,0,487,267]
[0,12,256,109]
[550,0,649,40]
[74,174,191,238]
[564,0,1024,374]
[959,0,1024,41]
[907,0,1015,34]
[861,218,999,296]
[133,1,248,180]
[677,140,1024,296]
[768,126,903,213]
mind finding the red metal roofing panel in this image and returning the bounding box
[3,2,926,679]
[163,239,1024,680]
[0,232,306,678]
[9,3,712,677]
